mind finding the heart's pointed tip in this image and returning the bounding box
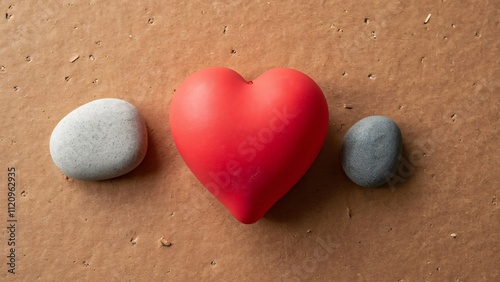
[233,214,262,224]
[228,205,266,224]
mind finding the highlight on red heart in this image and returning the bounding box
[170,67,329,224]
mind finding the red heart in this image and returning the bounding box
[170,68,329,223]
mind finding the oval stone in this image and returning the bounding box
[340,116,402,187]
[50,98,148,180]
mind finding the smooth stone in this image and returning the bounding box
[50,98,148,180]
[340,116,402,187]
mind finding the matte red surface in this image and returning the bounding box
[170,68,329,223]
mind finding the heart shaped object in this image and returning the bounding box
[170,68,329,223]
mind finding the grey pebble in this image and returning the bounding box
[50,98,148,180]
[340,116,402,187]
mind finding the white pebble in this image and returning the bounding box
[50,98,148,180]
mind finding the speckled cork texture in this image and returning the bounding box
[0,0,498,281]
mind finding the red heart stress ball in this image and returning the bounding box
[170,68,329,223]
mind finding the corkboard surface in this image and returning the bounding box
[1,1,499,281]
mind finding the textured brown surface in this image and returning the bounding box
[1,0,499,281]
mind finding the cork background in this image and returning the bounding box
[1,0,499,281]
